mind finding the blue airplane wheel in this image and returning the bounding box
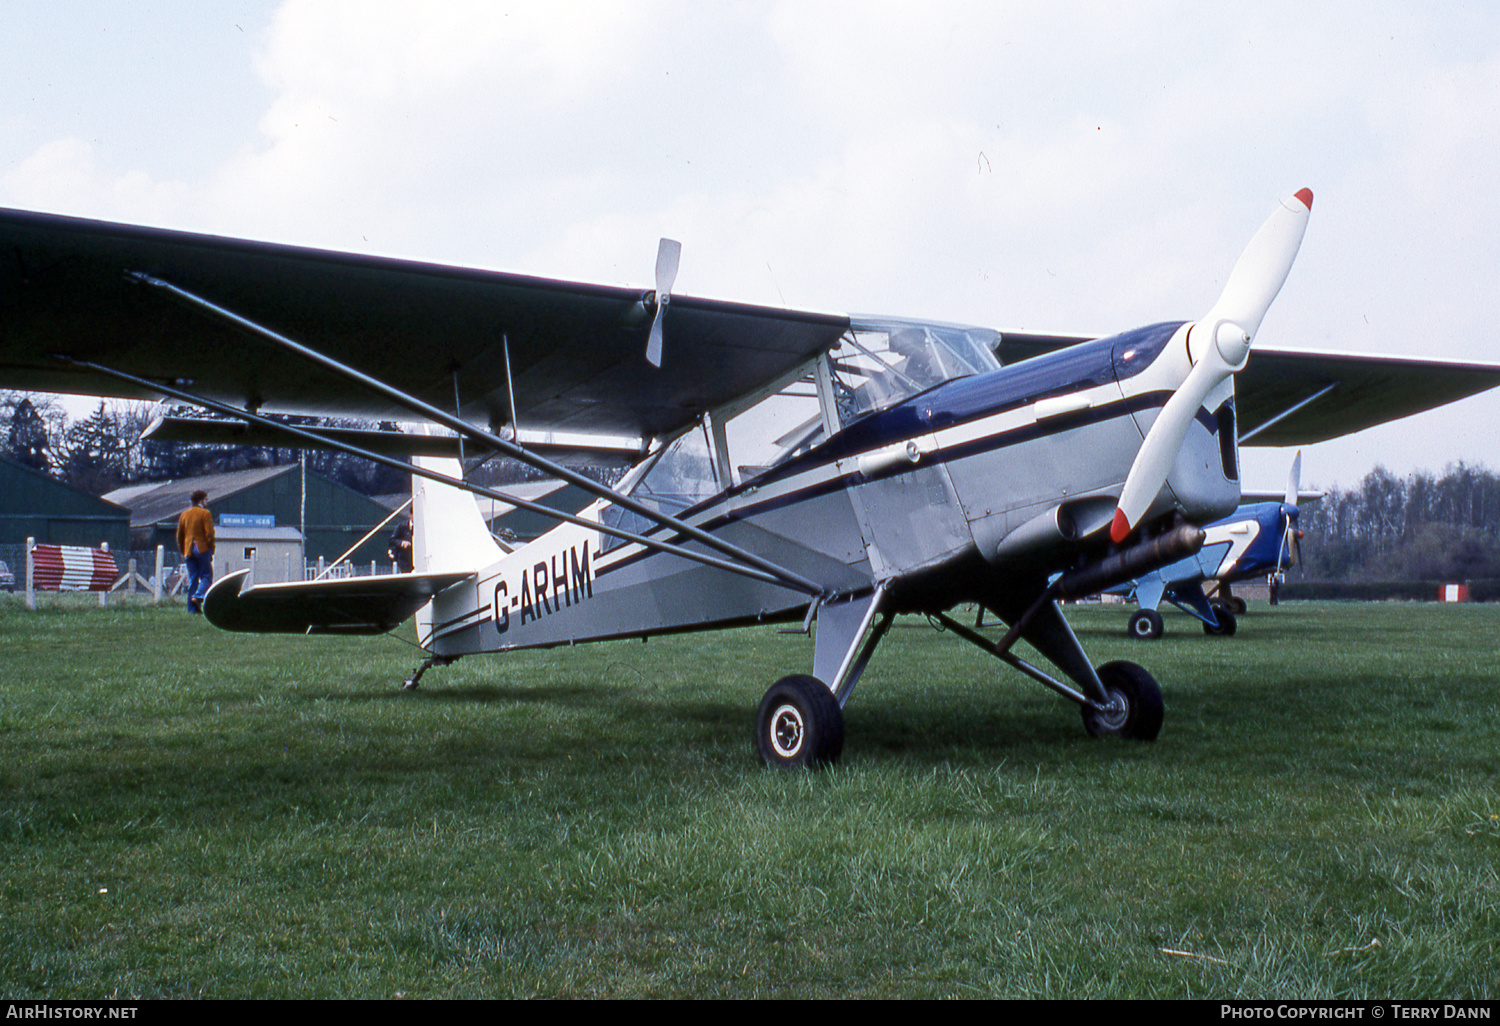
[1127,609,1164,640]
[1081,661,1163,741]
[755,675,844,768]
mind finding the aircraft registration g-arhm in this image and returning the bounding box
[5,192,1500,766]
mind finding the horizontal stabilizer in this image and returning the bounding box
[203,568,472,634]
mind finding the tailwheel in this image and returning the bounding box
[755,674,844,768]
[1081,661,1163,741]
[402,654,455,690]
[1127,608,1164,640]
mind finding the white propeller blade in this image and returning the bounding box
[1110,189,1313,543]
[646,237,681,367]
[1279,450,1303,570]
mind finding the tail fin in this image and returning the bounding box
[412,454,505,574]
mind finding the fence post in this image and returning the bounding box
[99,542,109,607]
[25,536,35,611]
[153,546,164,603]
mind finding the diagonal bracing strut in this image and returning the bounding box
[54,355,821,596]
[120,270,826,598]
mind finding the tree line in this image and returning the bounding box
[1297,462,1500,582]
[2,392,409,497]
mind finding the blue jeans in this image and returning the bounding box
[186,545,213,607]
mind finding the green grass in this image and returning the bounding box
[1,596,1497,998]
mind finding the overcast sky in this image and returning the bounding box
[3,1,1498,491]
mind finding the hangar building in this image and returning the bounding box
[105,465,398,568]
[0,455,131,550]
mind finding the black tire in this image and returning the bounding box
[1081,660,1164,741]
[1229,596,1247,614]
[1203,606,1238,636]
[755,675,844,768]
[1127,609,1164,640]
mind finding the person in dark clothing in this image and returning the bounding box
[389,518,414,574]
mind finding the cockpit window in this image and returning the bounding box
[598,424,720,553]
[832,319,1000,427]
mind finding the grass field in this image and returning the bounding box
[2,596,1497,999]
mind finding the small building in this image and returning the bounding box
[105,465,398,569]
[0,455,131,549]
[215,524,307,585]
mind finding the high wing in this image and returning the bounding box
[1235,349,1500,446]
[8,207,1496,455]
[0,208,848,440]
[993,332,1500,448]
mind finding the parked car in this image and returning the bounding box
[0,559,14,592]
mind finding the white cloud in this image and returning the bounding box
[4,0,1500,484]
[1,137,191,222]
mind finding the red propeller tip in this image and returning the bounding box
[1293,188,1314,210]
[1109,508,1131,544]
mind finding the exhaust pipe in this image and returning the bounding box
[1054,523,1205,601]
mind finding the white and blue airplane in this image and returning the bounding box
[1114,453,1314,639]
[4,189,1499,766]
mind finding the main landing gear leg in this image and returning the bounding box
[402,654,458,690]
[755,585,892,769]
[941,590,1163,741]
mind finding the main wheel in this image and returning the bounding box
[1127,609,1164,640]
[755,675,844,768]
[1228,596,1247,614]
[1203,605,1238,636]
[1081,661,1164,741]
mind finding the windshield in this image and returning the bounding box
[831,318,1000,426]
[714,317,1002,483]
[598,424,721,552]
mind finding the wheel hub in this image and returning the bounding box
[769,703,805,758]
[1090,689,1130,731]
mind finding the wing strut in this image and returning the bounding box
[119,271,826,599]
[1237,381,1338,444]
[54,355,822,597]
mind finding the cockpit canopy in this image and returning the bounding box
[831,317,1002,426]
[765,317,1002,466]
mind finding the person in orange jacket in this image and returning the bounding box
[176,489,215,613]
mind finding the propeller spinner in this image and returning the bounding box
[1110,188,1314,544]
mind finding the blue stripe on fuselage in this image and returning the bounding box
[594,390,1173,580]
